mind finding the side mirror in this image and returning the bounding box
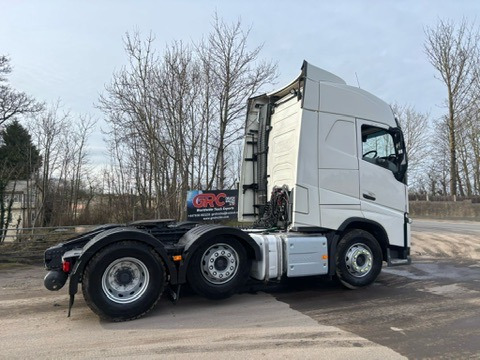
[390,128,408,183]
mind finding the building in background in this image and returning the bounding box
[1,180,36,242]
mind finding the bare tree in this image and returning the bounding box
[29,102,96,226]
[464,107,480,194]
[456,101,480,196]
[98,32,167,218]
[69,115,95,221]
[0,56,12,82]
[424,19,480,196]
[154,41,204,217]
[0,55,44,126]
[29,101,69,225]
[99,14,277,221]
[428,117,451,196]
[391,103,430,189]
[198,13,278,189]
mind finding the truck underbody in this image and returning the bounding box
[44,216,409,321]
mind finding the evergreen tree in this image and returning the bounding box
[0,120,41,180]
[0,121,41,242]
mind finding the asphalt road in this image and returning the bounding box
[269,219,480,359]
[412,218,480,235]
[269,259,480,359]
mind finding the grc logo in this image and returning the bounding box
[193,193,226,208]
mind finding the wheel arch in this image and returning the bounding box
[176,224,261,284]
[69,228,177,296]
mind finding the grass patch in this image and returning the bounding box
[0,230,78,265]
[0,262,31,270]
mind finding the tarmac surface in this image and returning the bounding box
[272,258,480,359]
[270,219,480,359]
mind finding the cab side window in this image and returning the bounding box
[361,125,398,173]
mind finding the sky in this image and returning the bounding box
[1,0,479,167]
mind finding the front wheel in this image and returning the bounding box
[187,237,250,299]
[82,241,165,321]
[335,230,383,289]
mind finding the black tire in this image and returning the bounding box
[82,241,165,321]
[187,237,250,299]
[335,229,383,289]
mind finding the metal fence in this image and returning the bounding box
[0,225,94,243]
[408,194,480,203]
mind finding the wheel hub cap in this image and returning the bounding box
[116,269,133,285]
[101,257,149,304]
[345,243,373,278]
[201,243,239,284]
[214,257,228,271]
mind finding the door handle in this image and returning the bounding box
[363,193,376,201]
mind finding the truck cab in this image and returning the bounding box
[239,61,409,263]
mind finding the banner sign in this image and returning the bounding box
[186,190,238,221]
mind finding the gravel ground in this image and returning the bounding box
[1,220,478,359]
[0,265,404,359]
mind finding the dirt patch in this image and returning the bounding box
[0,266,404,359]
[411,232,480,261]
[1,221,477,359]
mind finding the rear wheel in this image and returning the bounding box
[335,230,383,289]
[82,241,165,321]
[187,237,250,299]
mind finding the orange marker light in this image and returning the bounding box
[172,255,183,262]
[322,255,328,260]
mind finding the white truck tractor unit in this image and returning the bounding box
[44,61,411,321]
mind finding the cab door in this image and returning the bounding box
[356,119,407,247]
